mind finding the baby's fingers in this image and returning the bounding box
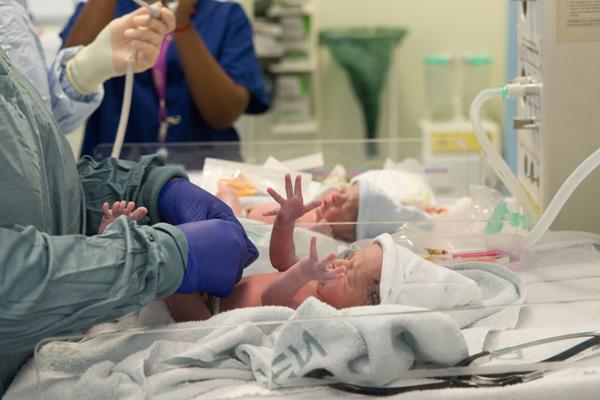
[294,175,303,197]
[285,174,294,199]
[303,200,322,214]
[266,187,286,205]
[318,252,337,266]
[124,201,136,215]
[111,201,123,215]
[102,202,110,215]
[130,207,148,221]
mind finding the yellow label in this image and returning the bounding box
[431,131,494,153]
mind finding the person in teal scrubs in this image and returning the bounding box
[0,5,258,392]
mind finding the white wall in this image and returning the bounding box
[316,0,508,141]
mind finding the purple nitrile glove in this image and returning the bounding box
[175,219,258,296]
[159,179,259,285]
[158,179,239,225]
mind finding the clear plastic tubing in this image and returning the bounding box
[523,147,600,249]
[470,86,600,250]
[469,88,537,220]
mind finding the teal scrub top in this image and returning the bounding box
[0,48,189,395]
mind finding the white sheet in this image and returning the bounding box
[202,242,600,400]
[7,241,600,399]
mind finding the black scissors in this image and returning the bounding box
[329,331,600,396]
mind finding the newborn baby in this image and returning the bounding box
[167,175,382,322]
[166,175,480,323]
[219,183,360,241]
[218,169,442,242]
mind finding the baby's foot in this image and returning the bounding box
[98,201,148,234]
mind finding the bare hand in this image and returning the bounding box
[263,174,321,224]
[298,237,345,285]
[98,201,148,234]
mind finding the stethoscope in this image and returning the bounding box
[328,331,600,396]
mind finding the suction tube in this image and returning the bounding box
[523,147,600,249]
[111,58,134,159]
[469,88,538,220]
[112,0,161,159]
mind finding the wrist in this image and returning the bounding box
[274,215,296,227]
[290,259,313,283]
[175,8,195,30]
[66,36,116,95]
[174,19,193,33]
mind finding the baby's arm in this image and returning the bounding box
[98,201,148,234]
[261,237,344,307]
[216,187,243,217]
[165,293,212,323]
[265,174,321,271]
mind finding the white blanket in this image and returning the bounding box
[6,299,469,400]
[6,261,526,399]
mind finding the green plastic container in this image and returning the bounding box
[320,27,408,155]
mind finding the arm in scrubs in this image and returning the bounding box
[0,1,102,134]
[60,0,270,156]
[0,6,256,391]
[0,48,186,394]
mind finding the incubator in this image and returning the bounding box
[10,1,600,398]
[13,129,600,399]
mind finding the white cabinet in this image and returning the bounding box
[243,0,321,142]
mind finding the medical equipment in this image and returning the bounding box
[112,0,162,159]
[472,85,600,249]
[424,53,454,121]
[472,0,600,234]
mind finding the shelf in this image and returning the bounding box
[268,3,315,17]
[270,60,317,74]
[272,121,319,135]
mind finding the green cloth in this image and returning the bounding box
[320,27,407,155]
[0,48,188,394]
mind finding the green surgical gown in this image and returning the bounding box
[0,49,189,394]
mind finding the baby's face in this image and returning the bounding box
[316,243,383,309]
[316,186,359,241]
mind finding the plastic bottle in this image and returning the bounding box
[424,54,454,121]
[462,53,492,119]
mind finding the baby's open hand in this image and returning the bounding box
[263,174,321,224]
[98,201,148,234]
[299,237,345,285]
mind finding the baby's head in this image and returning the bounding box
[316,233,483,310]
[316,185,360,242]
[316,170,431,242]
[316,242,383,308]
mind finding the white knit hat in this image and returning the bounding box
[375,234,482,309]
[354,180,426,240]
[352,169,436,208]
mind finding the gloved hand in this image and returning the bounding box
[66,5,176,95]
[176,220,259,296]
[159,179,240,226]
